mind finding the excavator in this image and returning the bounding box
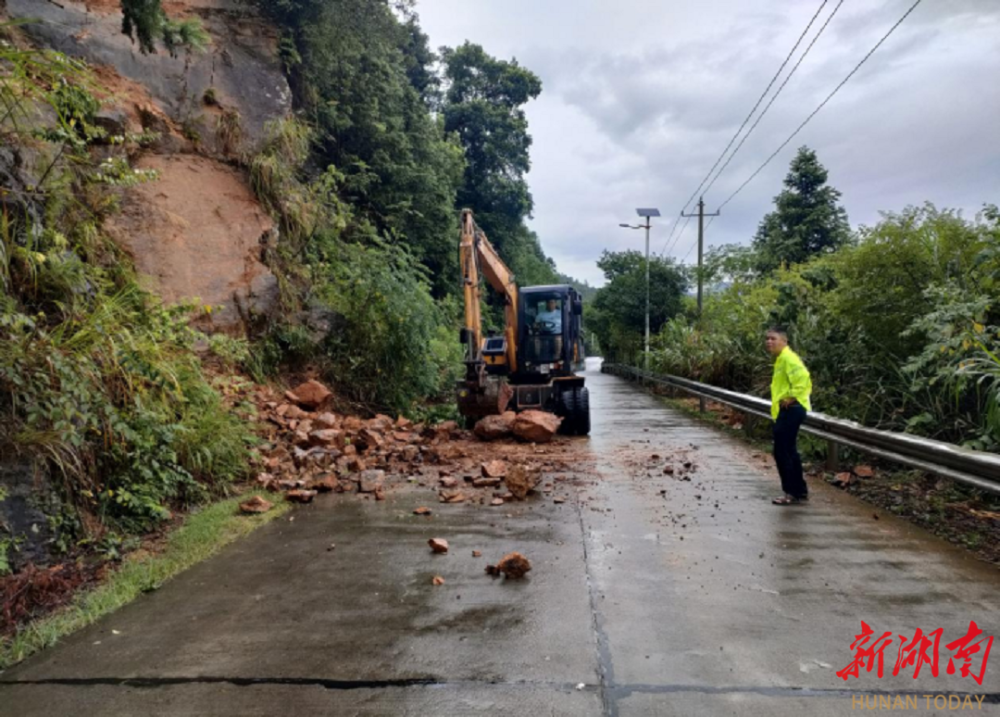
[457,209,590,435]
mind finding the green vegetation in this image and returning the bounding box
[1,35,253,565]
[589,251,689,361]
[0,492,288,669]
[603,147,1000,452]
[121,0,210,56]
[237,0,571,412]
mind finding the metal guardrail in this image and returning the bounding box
[604,363,1000,496]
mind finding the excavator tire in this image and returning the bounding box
[558,388,578,435]
[573,387,591,436]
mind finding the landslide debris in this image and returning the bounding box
[251,382,585,508]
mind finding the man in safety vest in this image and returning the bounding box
[766,326,812,505]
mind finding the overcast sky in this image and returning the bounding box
[417,0,1000,286]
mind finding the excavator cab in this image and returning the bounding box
[518,287,582,379]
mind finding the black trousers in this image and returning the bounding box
[773,404,808,498]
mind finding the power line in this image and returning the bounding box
[662,213,693,259]
[657,0,831,258]
[716,0,925,212]
[701,0,845,200]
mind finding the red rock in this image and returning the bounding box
[288,380,332,410]
[284,405,307,421]
[369,414,394,431]
[439,476,458,488]
[505,464,541,500]
[358,428,385,450]
[432,576,445,586]
[473,477,502,488]
[481,460,508,479]
[553,496,566,504]
[343,416,365,432]
[439,489,466,504]
[663,466,675,475]
[496,552,532,579]
[490,498,505,506]
[396,416,413,429]
[513,410,562,443]
[429,538,449,553]
[276,403,290,417]
[474,412,517,441]
[853,465,875,478]
[472,550,482,557]
[375,487,386,501]
[314,412,340,429]
[309,429,344,448]
[278,479,304,490]
[414,507,432,516]
[293,430,311,447]
[239,496,273,514]
[347,457,367,473]
[308,475,338,493]
[286,489,317,503]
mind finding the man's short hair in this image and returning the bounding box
[767,325,788,339]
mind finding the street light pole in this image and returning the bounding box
[620,208,660,372]
[643,214,651,370]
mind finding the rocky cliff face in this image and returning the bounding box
[6,0,290,331]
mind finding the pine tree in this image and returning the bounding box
[752,146,850,275]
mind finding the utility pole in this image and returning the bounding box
[620,208,660,373]
[681,198,719,412]
[681,197,720,316]
[643,213,651,370]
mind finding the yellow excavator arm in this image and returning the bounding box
[459,209,518,373]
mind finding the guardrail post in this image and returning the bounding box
[699,396,706,413]
[826,440,840,472]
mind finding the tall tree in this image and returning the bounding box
[752,146,850,275]
[257,0,465,295]
[440,43,542,264]
[589,250,688,360]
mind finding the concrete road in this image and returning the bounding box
[3,358,999,716]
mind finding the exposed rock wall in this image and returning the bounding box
[105,154,279,332]
[7,0,291,153]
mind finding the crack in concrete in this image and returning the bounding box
[3,676,997,704]
[575,484,618,717]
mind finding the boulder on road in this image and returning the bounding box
[505,464,541,500]
[474,412,517,441]
[513,410,562,443]
[429,538,449,554]
[481,460,508,479]
[358,469,386,493]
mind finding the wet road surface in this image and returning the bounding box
[2,358,999,715]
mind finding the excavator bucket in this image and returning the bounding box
[457,379,513,421]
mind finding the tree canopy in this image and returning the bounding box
[751,146,850,275]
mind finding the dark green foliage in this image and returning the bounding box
[441,42,542,265]
[752,146,850,275]
[589,250,688,362]
[257,0,464,297]
[120,0,209,56]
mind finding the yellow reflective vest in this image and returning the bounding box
[770,346,812,419]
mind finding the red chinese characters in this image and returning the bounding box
[946,621,994,686]
[838,621,993,684]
